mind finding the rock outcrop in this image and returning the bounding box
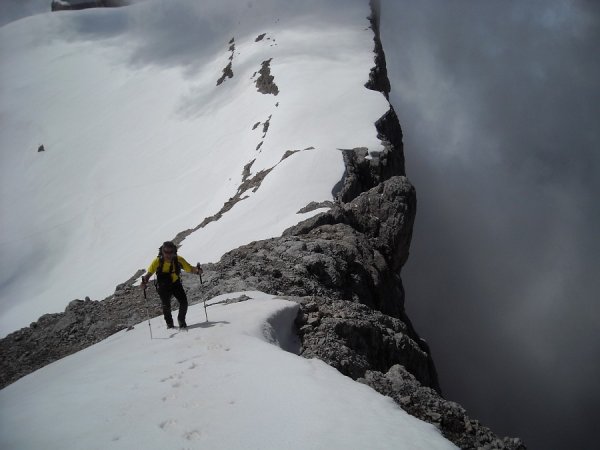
[365,0,391,99]
[254,58,279,96]
[361,365,525,450]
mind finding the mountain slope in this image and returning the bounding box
[0,0,388,335]
[0,292,456,450]
[0,1,525,448]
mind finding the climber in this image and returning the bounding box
[141,241,202,329]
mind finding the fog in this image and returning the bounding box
[380,1,600,448]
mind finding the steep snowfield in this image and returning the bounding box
[0,292,456,450]
[0,0,390,335]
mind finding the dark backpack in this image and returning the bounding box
[155,253,181,289]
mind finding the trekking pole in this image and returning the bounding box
[197,263,208,322]
[142,281,153,340]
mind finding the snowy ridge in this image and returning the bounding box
[0,292,456,449]
[0,2,524,449]
[0,0,389,335]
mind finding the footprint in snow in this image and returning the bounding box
[207,342,224,351]
[160,372,183,383]
[184,430,202,441]
[162,392,178,402]
[159,419,178,430]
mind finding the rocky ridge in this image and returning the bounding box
[0,1,525,448]
[0,174,524,449]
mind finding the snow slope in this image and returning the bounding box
[0,292,456,450]
[0,0,390,335]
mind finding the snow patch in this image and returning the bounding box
[0,291,456,450]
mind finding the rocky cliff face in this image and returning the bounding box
[0,2,525,448]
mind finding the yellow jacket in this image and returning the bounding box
[147,255,194,283]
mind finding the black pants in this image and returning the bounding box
[157,281,188,326]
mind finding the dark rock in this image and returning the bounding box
[262,115,271,137]
[333,117,405,203]
[52,0,97,11]
[293,296,438,390]
[359,365,526,450]
[254,59,279,95]
[217,38,236,86]
[280,150,299,161]
[217,61,233,86]
[51,0,128,12]
[364,0,390,98]
[296,201,334,214]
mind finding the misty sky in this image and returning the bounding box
[380,1,599,449]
